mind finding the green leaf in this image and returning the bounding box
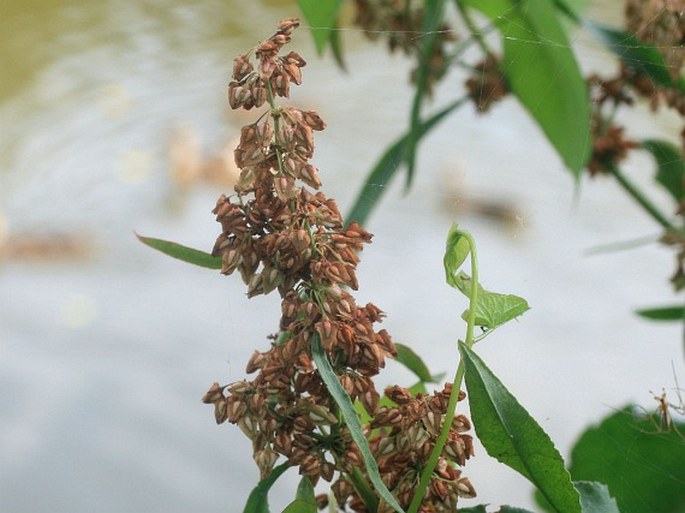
[585,22,674,87]
[282,477,316,513]
[136,233,222,270]
[641,139,685,203]
[444,223,472,289]
[539,407,685,513]
[346,97,468,227]
[281,501,315,513]
[459,506,489,513]
[463,0,591,176]
[461,506,537,513]
[394,343,438,383]
[574,481,620,513]
[243,463,290,513]
[311,334,405,513]
[328,19,347,71]
[458,343,581,513]
[404,0,445,189]
[635,305,684,321]
[297,0,344,54]
[450,272,530,330]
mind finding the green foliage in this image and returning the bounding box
[642,140,685,204]
[459,342,581,513]
[537,407,685,513]
[635,306,684,322]
[444,224,529,330]
[461,506,536,513]
[282,477,317,513]
[404,0,445,189]
[296,0,343,55]
[451,272,530,330]
[462,0,591,176]
[393,343,441,383]
[243,463,290,513]
[136,233,221,269]
[346,98,467,227]
[574,482,621,513]
[310,334,405,513]
[585,22,674,87]
[444,224,472,288]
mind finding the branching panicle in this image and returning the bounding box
[202,19,475,512]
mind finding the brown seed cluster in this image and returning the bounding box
[353,0,457,95]
[626,0,685,82]
[608,0,685,115]
[203,18,475,512]
[585,104,639,176]
[465,54,509,113]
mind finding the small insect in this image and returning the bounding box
[639,365,685,440]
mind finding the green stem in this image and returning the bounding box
[454,0,491,56]
[606,162,675,231]
[407,231,478,513]
[266,81,286,177]
[349,468,379,513]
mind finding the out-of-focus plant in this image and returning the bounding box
[297,0,685,328]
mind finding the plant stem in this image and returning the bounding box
[266,81,286,177]
[454,0,491,56]
[407,231,478,513]
[349,467,379,513]
[606,162,676,231]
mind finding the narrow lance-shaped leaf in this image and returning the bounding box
[458,343,581,513]
[136,233,222,270]
[328,18,347,71]
[282,477,317,513]
[243,462,290,513]
[297,0,344,55]
[394,343,440,383]
[641,139,685,203]
[635,305,684,322]
[584,21,675,87]
[462,0,591,176]
[346,97,468,227]
[311,334,406,513]
[404,0,445,189]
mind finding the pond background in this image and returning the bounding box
[1,1,683,512]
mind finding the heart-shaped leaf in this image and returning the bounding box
[449,272,530,330]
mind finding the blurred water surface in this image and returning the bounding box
[1,1,683,512]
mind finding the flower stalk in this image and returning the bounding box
[202,18,476,513]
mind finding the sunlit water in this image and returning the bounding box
[1,1,683,512]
